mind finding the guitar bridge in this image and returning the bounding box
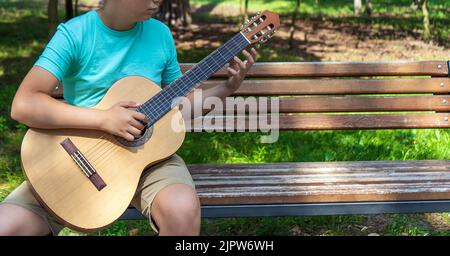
[60,138,106,191]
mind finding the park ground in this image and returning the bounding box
[0,0,450,236]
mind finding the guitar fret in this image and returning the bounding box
[139,33,250,126]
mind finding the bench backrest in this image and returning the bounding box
[52,61,450,131]
[183,61,450,131]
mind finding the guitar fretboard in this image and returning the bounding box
[137,32,250,127]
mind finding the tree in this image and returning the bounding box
[157,0,192,27]
[419,0,430,40]
[66,0,74,21]
[48,0,58,39]
[239,0,243,21]
[240,0,249,22]
[244,0,249,20]
[48,0,80,39]
[75,0,79,16]
[364,0,372,16]
[354,0,362,15]
[289,0,301,50]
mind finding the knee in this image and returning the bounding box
[0,205,17,236]
[151,184,201,234]
[0,203,51,236]
[156,184,200,222]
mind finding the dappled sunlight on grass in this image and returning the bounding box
[0,41,44,59]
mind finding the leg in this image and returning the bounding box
[130,154,200,236]
[0,203,50,236]
[151,184,201,236]
[0,182,64,236]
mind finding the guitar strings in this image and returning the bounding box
[81,33,250,166]
[137,33,248,125]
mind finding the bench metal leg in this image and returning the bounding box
[119,200,450,220]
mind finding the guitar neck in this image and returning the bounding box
[137,32,250,127]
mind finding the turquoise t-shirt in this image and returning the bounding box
[34,10,182,107]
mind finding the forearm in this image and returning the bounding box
[176,48,257,120]
[185,81,233,119]
[11,91,104,131]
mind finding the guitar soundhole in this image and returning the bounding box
[115,124,153,147]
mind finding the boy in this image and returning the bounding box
[0,0,257,236]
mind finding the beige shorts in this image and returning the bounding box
[1,154,196,235]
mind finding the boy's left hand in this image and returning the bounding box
[226,48,258,91]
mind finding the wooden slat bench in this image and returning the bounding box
[52,61,450,220]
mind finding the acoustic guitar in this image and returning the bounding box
[20,10,280,232]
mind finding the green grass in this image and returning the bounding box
[0,0,450,236]
[383,214,430,236]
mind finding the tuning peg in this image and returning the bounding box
[240,18,252,30]
[249,11,261,21]
[266,29,277,39]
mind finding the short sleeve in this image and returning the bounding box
[161,29,182,85]
[34,24,78,81]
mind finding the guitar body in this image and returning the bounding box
[20,76,186,232]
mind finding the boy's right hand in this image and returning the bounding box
[99,101,148,142]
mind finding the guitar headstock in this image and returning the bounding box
[240,10,280,47]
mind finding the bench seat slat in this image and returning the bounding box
[189,160,450,173]
[187,160,450,205]
[193,174,450,186]
[181,61,449,78]
[190,113,450,131]
[198,188,450,205]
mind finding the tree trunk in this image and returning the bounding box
[244,0,249,20]
[420,0,430,40]
[66,0,74,21]
[180,0,191,26]
[413,0,421,9]
[158,0,192,27]
[289,0,301,50]
[75,0,79,16]
[354,0,362,15]
[365,0,372,16]
[48,0,58,39]
[240,0,243,21]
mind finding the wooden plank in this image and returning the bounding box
[181,61,449,78]
[189,160,450,175]
[206,95,450,113]
[193,172,450,186]
[222,78,450,95]
[189,113,450,131]
[51,78,450,98]
[50,65,449,99]
[186,160,450,205]
[198,186,450,205]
